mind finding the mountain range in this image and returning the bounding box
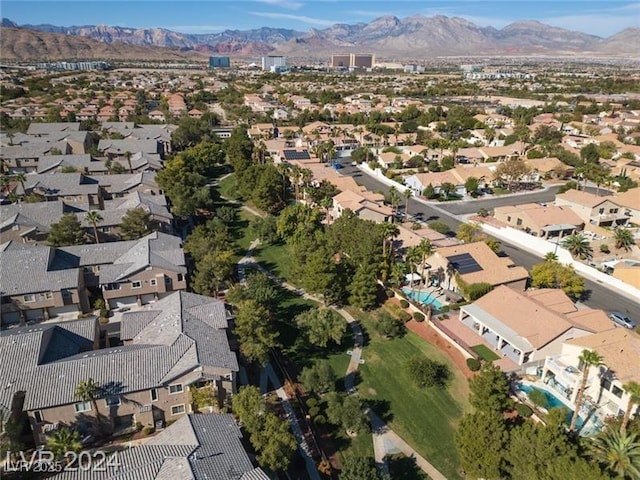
[1,15,638,60]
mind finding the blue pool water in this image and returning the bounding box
[518,384,584,428]
[402,288,443,309]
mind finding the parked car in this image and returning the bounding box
[333,162,343,170]
[609,312,637,329]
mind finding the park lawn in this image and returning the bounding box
[217,173,240,200]
[353,309,470,479]
[256,241,294,282]
[234,209,258,254]
[471,344,500,362]
[335,430,375,464]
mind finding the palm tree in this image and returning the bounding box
[570,349,604,431]
[622,381,640,435]
[406,246,422,292]
[46,427,82,460]
[75,378,104,435]
[614,228,635,252]
[380,221,399,259]
[85,211,103,244]
[544,251,559,262]
[589,429,640,479]
[445,261,456,290]
[124,151,133,174]
[402,189,412,222]
[417,239,434,288]
[388,186,400,220]
[562,234,593,261]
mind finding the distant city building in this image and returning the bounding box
[34,61,110,71]
[208,56,230,68]
[330,53,375,70]
[261,55,286,71]
[404,64,425,74]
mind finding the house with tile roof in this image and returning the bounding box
[330,189,393,224]
[0,291,239,447]
[493,203,585,239]
[0,243,90,325]
[542,328,640,430]
[458,286,613,366]
[555,189,630,227]
[0,201,82,244]
[50,414,268,480]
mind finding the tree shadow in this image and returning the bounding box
[365,398,393,424]
[387,453,429,480]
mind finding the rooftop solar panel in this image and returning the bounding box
[283,149,311,161]
[446,253,483,274]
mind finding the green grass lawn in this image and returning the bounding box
[255,241,294,282]
[352,308,470,479]
[234,209,258,254]
[471,344,500,362]
[217,173,240,200]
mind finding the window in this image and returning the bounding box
[507,216,511,222]
[150,388,158,402]
[612,385,623,398]
[104,283,121,291]
[169,384,183,394]
[45,292,53,300]
[131,281,142,289]
[177,274,184,282]
[516,218,523,226]
[105,396,121,407]
[61,289,71,298]
[74,401,91,413]
[601,378,612,391]
[150,279,157,287]
[610,208,618,214]
[171,404,185,415]
[94,265,101,272]
[23,294,36,303]
[598,207,605,214]
[34,411,43,423]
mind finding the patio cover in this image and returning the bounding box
[461,303,534,353]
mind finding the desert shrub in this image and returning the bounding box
[466,358,481,371]
[399,299,409,308]
[413,312,425,322]
[143,426,155,435]
[599,244,610,253]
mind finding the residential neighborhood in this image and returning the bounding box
[1,38,640,480]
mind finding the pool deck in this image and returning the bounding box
[403,286,447,307]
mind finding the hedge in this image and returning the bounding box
[413,312,425,322]
[466,358,481,372]
[399,299,409,308]
[385,289,395,298]
[399,311,412,323]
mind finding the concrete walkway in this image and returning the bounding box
[239,235,447,479]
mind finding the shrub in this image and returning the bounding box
[429,221,451,235]
[399,299,409,308]
[465,283,493,301]
[135,422,143,432]
[306,398,318,409]
[143,426,155,435]
[385,289,395,299]
[439,305,450,313]
[405,356,450,388]
[599,244,610,253]
[413,312,425,322]
[516,403,533,417]
[99,316,110,325]
[314,414,326,425]
[308,406,320,418]
[528,389,547,408]
[375,312,404,338]
[398,311,412,323]
[466,358,481,372]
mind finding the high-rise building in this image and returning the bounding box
[261,56,286,71]
[330,53,375,70]
[209,56,231,68]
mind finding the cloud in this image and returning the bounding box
[166,25,226,33]
[249,11,339,26]
[254,0,304,10]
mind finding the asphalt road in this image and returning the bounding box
[338,165,640,321]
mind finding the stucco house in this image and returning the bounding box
[555,189,629,227]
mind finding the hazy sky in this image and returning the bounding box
[2,1,639,37]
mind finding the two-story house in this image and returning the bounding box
[555,189,629,227]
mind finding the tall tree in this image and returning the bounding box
[417,239,434,287]
[531,261,585,300]
[75,378,103,435]
[120,207,155,240]
[232,386,264,434]
[493,158,532,190]
[48,213,86,246]
[339,457,379,480]
[570,349,604,431]
[614,227,635,252]
[622,381,640,435]
[84,210,103,244]
[296,308,346,348]
[250,412,297,472]
[455,410,509,480]
[192,249,235,296]
[379,221,399,259]
[234,300,278,365]
[402,188,412,222]
[124,150,133,174]
[348,263,379,310]
[299,361,337,394]
[469,363,511,414]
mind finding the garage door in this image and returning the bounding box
[49,305,80,318]
[25,309,45,322]
[108,297,137,310]
[140,294,156,305]
[1,311,21,327]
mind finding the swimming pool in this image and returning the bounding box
[402,288,443,309]
[518,384,584,428]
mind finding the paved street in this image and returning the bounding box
[337,165,640,321]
